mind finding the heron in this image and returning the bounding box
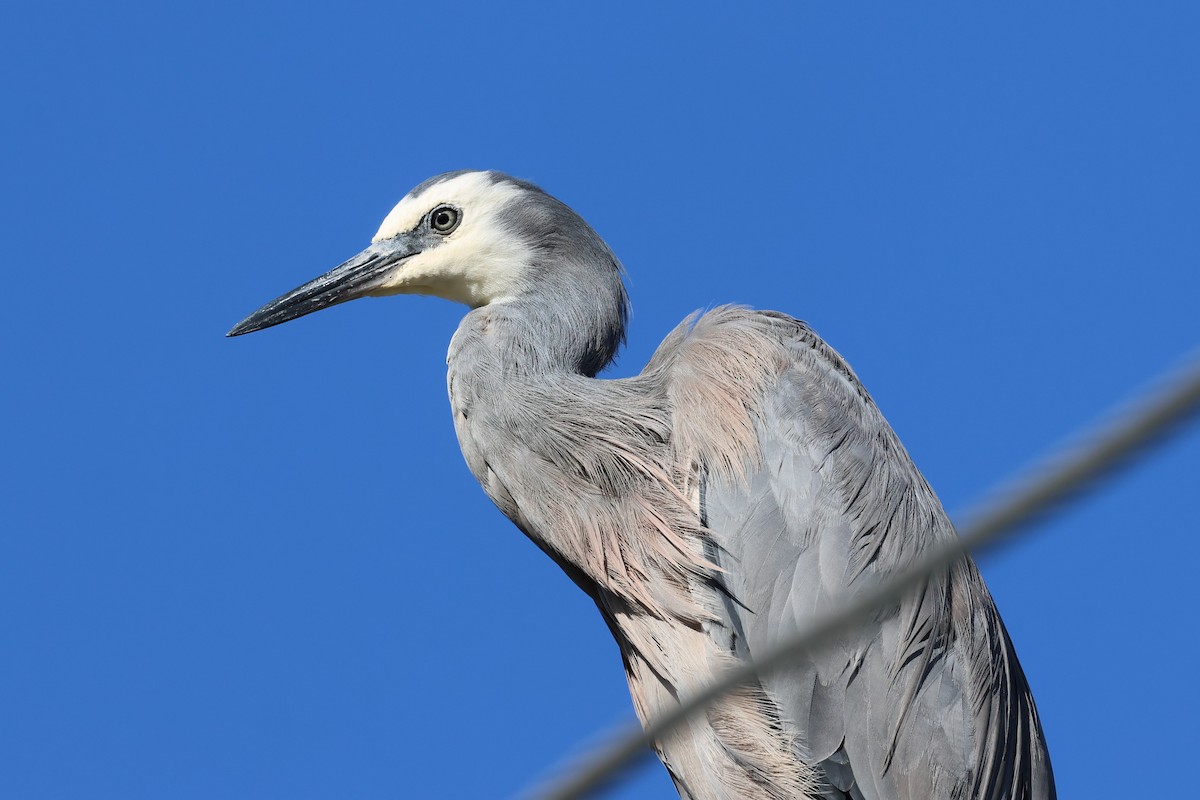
[228,170,1055,799]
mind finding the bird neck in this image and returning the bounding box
[462,283,628,379]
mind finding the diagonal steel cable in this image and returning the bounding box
[524,350,1200,800]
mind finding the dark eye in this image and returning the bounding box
[429,205,461,234]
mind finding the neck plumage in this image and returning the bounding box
[464,270,629,379]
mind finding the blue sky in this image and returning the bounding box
[3,3,1198,797]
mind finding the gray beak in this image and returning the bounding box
[227,235,420,337]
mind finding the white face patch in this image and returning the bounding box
[368,172,534,308]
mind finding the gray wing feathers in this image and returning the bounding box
[691,310,1054,799]
[450,303,1052,799]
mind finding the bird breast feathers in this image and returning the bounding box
[483,308,805,617]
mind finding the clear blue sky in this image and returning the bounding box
[3,3,1198,798]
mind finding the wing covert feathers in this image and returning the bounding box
[687,308,1056,799]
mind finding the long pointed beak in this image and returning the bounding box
[227,237,419,337]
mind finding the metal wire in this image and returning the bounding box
[524,350,1200,800]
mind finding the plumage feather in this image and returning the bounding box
[450,299,1053,799]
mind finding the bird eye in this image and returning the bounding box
[429,205,461,234]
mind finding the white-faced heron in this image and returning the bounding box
[229,170,1055,799]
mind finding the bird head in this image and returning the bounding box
[227,170,625,338]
